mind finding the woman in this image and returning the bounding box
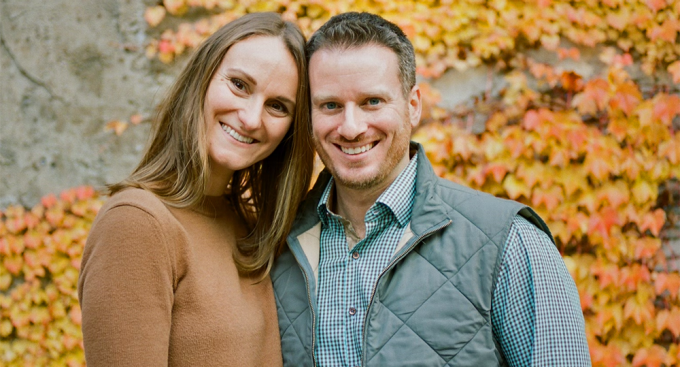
[77,12,314,366]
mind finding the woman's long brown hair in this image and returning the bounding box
[108,12,314,277]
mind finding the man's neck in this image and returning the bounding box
[331,179,392,239]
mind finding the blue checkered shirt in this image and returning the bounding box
[314,153,589,366]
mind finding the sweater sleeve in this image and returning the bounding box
[78,203,176,366]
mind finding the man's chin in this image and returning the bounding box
[332,170,384,191]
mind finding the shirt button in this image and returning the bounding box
[349,307,357,316]
[352,251,360,259]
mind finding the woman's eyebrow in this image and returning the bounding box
[225,67,257,86]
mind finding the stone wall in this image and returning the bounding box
[0,0,181,209]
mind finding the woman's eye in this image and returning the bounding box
[367,98,381,105]
[230,78,246,91]
[270,101,288,113]
[324,102,338,110]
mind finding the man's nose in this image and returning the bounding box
[337,104,367,140]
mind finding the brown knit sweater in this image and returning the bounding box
[77,188,283,366]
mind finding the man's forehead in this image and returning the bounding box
[310,43,397,64]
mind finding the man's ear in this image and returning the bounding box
[408,85,422,129]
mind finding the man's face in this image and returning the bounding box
[309,44,421,192]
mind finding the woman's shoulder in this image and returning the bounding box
[93,188,181,233]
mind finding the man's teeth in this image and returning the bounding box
[222,124,254,144]
[341,143,374,155]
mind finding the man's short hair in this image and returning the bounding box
[307,12,416,97]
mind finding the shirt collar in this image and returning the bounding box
[317,152,418,228]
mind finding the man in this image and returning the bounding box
[272,12,590,367]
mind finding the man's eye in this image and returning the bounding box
[324,102,338,110]
[367,98,381,105]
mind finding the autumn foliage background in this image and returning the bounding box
[2,0,680,365]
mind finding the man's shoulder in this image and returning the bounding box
[430,175,523,211]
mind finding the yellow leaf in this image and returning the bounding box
[144,6,166,27]
[104,120,128,136]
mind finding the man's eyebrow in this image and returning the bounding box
[311,94,335,105]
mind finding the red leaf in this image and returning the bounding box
[40,194,58,209]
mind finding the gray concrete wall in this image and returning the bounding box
[0,0,181,209]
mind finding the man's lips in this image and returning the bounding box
[337,142,376,155]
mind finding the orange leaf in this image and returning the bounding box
[531,185,562,211]
[632,345,672,367]
[646,0,667,12]
[652,93,680,126]
[573,78,609,115]
[606,10,630,30]
[621,264,652,292]
[485,162,509,183]
[668,61,680,84]
[609,83,642,116]
[588,207,621,239]
[597,181,630,209]
[591,260,620,288]
[656,272,680,299]
[647,18,679,42]
[638,209,666,237]
[634,237,661,260]
[624,296,654,325]
[667,308,680,337]
[560,71,583,92]
[104,120,128,136]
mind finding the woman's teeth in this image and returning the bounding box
[222,124,254,144]
[341,143,374,155]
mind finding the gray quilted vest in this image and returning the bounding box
[272,143,553,367]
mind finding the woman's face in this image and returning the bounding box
[203,35,298,194]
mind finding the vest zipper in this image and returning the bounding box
[360,219,452,366]
[288,246,318,367]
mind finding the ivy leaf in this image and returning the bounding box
[645,0,666,12]
[573,78,609,115]
[655,272,680,299]
[647,18,679,42]
[631,179,657,205]
[531,185,562,211]
[652,93,680,126]
[668,61,680,84]
[632,345,673,367]
[638,209,666,237]
[623,294,654,325]
[144,6,166,27]
[634,237,661,260]
[609,83,642,116]
[104,120,128,136]
[163,0,189,15]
